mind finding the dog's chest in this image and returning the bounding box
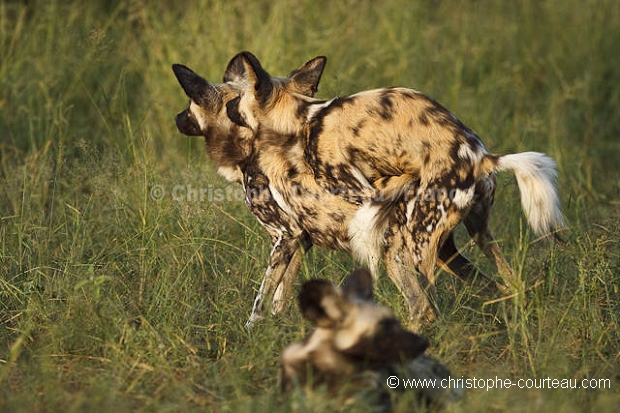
[242,168,303,239]
[250,151,365,251]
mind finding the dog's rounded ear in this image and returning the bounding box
[172,64,219,108]
[223,53,247,83]
[342,268,374,302]
[299,279,347,328]
[223,51,273,102]
[288,56,327,97]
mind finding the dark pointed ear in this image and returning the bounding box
[299,279,348,328]
[223,51,273,102]
[342,268,374,302]
[288,56,327,97]
[172,64,220,108]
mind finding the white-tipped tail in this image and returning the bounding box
[495,152,564,235]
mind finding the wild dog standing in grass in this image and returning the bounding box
[172,59,325,322]
[280,268,462,407]
[172,57,491,329]
[224,51,564,327]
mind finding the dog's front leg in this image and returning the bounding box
[271,248,303,314]
[246,235,304,329]
[272,234,312,314]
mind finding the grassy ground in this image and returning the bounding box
[1,0,619,411]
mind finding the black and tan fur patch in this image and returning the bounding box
[223,51,564,327]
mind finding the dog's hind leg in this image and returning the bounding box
[384,228,436,330]
[395,181,479,327]
[463,214,514,295]
[246,235,306,329]
[464,179,515,294]
[438,231,486,280]
[438,230,508,296]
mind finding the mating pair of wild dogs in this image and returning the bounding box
[172,51,564,330]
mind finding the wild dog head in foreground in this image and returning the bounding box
[281,268,462,407]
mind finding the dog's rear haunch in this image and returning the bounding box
[281,268,463,407]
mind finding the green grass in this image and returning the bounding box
[1,0,619,411]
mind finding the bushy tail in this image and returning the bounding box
[490,152,564,236]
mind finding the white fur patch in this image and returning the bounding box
[457,142,483,163]
[349,166,373,191]
[282,328,335,371]
[190,101,208,130]
[405,195,417,225]
[437,203,447,220]
[451,186,475,209]
[348,203,382,278]
[217,166,243,183]
[227,79,260,132]
[306,99,335,121]
[268,184,297,220]
[333,304,392,351]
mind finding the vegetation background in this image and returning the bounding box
[1,0,619,411]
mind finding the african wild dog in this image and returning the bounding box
[224,51,564,326]
[280,268,462,407]
[172,58,324,319]
[173,56,498,329]
[172,59,324,184]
